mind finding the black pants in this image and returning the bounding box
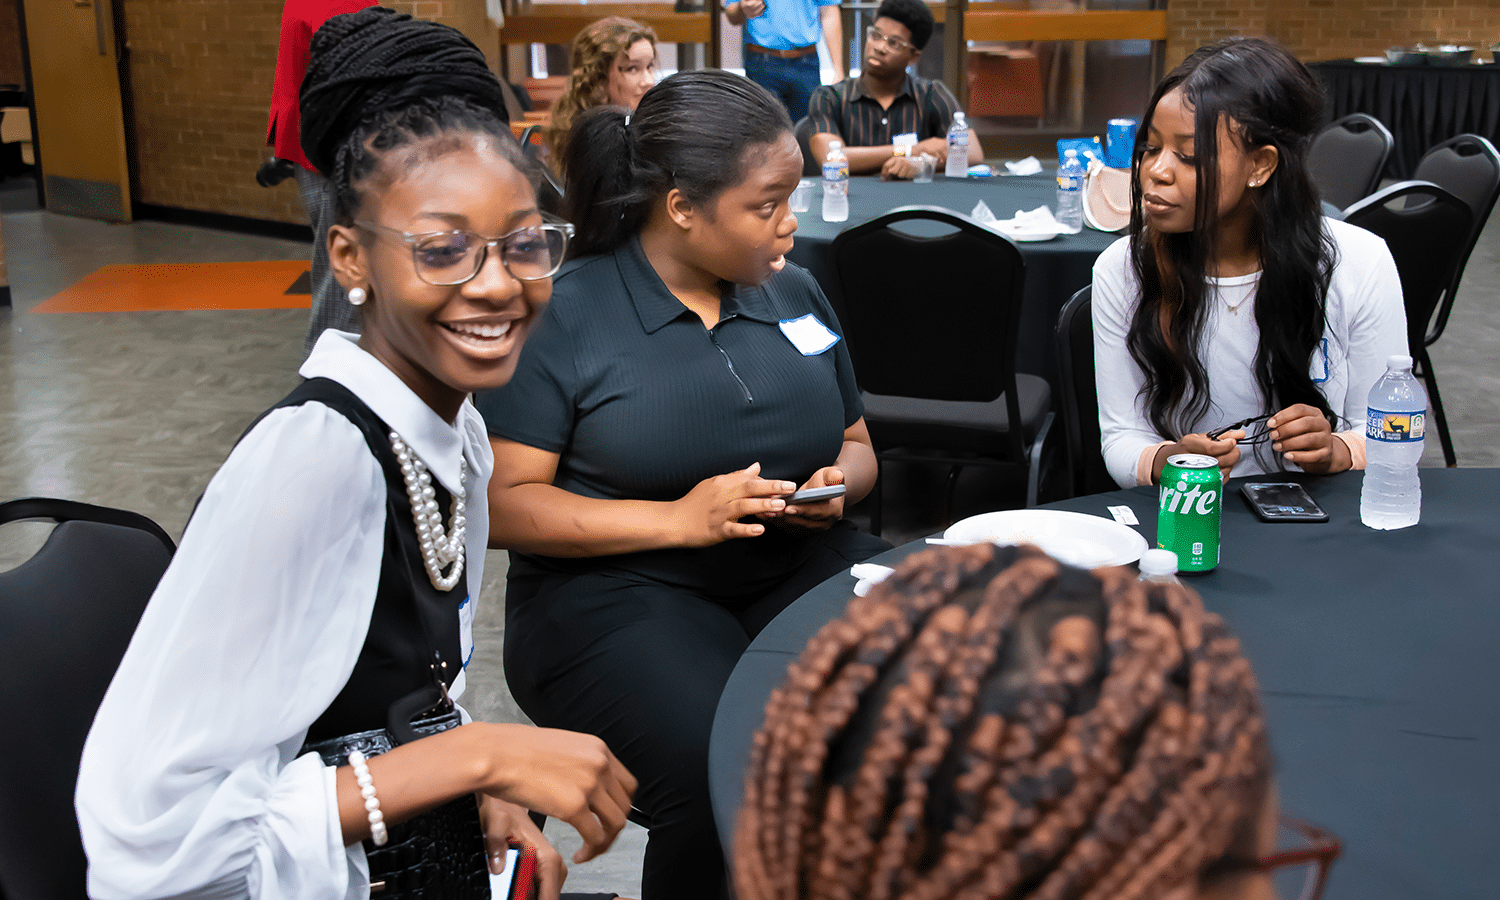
[504,523,890,900]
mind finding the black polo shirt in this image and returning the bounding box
[475,236,864,595]
[807,73,962,149]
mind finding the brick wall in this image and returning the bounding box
[122,0,483,225]
[1167,0,1500,69]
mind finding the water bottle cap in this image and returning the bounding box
[1386,354,1413,370]
[953,112,966,126]
[1139,548,1179,576]
[1065,149,1078,158]
[828,140,843,151]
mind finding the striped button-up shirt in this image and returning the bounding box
[807,73,962,148]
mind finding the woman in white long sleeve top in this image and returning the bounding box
[1092,37,1408,489]
[75,10,634,899]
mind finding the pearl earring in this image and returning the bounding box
[348,287,367,306]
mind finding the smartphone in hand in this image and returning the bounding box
[785,484,847,504]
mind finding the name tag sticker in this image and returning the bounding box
[779,314,840,356]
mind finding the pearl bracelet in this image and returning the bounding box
[348,750,389,847]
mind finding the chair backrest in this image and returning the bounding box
[794,116,820,177]
[517,124,543,149]
[1053,286,1115,498]
[1308,113,1393,210]
[1411,134,1500,342]
[831,205,1026,403]
[0,499,174,900]
[1343,180,1473,357]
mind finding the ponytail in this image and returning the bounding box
[561,70,793,258]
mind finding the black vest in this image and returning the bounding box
[239,377,466,742]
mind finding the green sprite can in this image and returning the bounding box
[1157,453,1222,573]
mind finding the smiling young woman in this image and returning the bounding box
[1091,37,1409,488]
[75,9,634,900]
[476,70,892,900]
[545,17,659,169]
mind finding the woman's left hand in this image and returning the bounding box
[479,795,566,900]
[764,466,846,532]
[1269,404,1351,474]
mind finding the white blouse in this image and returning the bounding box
[1092,218,1409,487]
[76,331,495,900]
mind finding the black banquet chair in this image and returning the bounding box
[1053,286,1116,499]
[1308,113,1393,210]
[1343,181,1473,467]
[0,498,176,900]
[517,124,565,217]
[831,206,1052,534]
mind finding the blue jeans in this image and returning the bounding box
[743,49,820,122]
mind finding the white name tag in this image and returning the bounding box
[779,314,840,356]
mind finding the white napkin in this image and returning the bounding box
[850,563,895,597]
[1003,156,1044,176]
[991,204,1067,238]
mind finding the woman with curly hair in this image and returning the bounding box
[546,16,658,167]
[737,543,1287,900]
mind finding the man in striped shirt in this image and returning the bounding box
[807,0,983,179]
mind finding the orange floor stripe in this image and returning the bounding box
[33,261,313,313]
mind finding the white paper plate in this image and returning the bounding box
[942,509,1148,568]
[1354,56,1388,64]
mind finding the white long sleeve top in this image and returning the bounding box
[1092,218,1409,488]
[76,331,494,900]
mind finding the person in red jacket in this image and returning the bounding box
[266,0,377,355]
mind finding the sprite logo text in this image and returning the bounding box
[1160,480,1218,515]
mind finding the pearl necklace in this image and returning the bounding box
[389,431,466,592]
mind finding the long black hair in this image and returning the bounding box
[298,6,529,224]
[561,70,793,257]
[1127,37,1338,454]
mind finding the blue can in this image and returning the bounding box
[1105,118,1138,169]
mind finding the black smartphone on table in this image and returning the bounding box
[1240,482,1329,522]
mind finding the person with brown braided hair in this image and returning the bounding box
[736,543,1280,900]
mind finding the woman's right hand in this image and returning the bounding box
[1152,432,1243,484]
[670,462,795,547]
[477,724,638,864]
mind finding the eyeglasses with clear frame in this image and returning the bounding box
[865,26,914,54]
[356,219,573,286]
[1206,816,1342,900]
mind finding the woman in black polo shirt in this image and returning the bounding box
[476,71,890,900]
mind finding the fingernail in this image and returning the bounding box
[772,499,786,509]
[782,482,796,492]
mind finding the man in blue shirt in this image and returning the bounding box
[725,0,843,121]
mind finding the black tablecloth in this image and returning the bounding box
[789,174,1118,387]
[1310,59,1500,180]
[709,468,1499,900]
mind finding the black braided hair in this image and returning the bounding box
[297,6,528,224]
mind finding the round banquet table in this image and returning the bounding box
[788,174,1118,388]
[709,467,1499,900]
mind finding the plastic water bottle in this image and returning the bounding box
[945,112,970,179]
[1360,354,1427,530]
[822,140,848,223]
[1137,548,1181,584]
[1056,149,1085,234]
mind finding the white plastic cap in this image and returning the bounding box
[1065,148,1078,158]
[953,112,966,126]
[1387,354,1414,370]
[1139,548,1179,577]
[828,140,843,150]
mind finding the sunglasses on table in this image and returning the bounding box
[1207,413,1274,444]
[357,220,573,286]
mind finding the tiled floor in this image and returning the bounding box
[3,175,1497,897]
